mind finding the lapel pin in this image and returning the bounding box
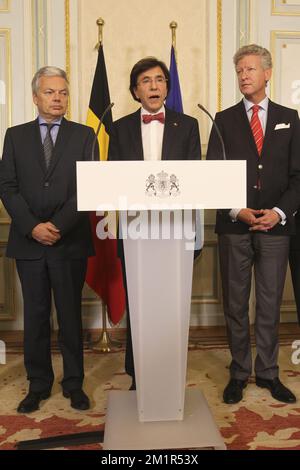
[173,122,178,127]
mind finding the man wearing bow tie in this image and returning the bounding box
[0,67,95,413]
[108,57,201,389]
[207,44,300,405]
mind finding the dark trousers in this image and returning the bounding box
[16,255,87,393]
[218,233,289,380]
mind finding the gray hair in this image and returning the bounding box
[31,66,69,94]
[233,44,273,70]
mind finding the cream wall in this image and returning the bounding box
[71,0,209,148]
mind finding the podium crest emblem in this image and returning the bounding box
[145,171,180,198]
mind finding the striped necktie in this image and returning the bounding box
[43,124,55,169]
[250,105,264,156]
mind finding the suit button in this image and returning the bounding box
[258,164,263,170]
[44,182,50,188]
[253,185,258,189]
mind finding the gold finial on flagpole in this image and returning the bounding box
[95,18,105,50]
[170,21,178,49]
[169,21,178,62]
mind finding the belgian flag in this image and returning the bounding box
[85,44,125,325]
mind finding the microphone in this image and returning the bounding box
[197,103,226,160]
[91,102,114,161]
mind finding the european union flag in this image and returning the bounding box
[166,46,183,113]
[165,46,203,255]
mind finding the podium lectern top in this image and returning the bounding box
[77,160,246,211]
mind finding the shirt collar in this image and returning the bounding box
[243,96,269,113]
[141,106,165,117]
[38,116,63,126]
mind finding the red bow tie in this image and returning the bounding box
[142,112,165,124]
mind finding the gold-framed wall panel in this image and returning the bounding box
[82,283,101,306]
[0,241,15,321]
[31,0,48,74]
[217,0,252,110]
[192,240,222,304]
[235,0,251,106]
[270,30,300,113]
[74,284,102,328]
[0,28,12,153]
[217,0,222,111]
[238,0,251,47]
[31,1,70,118]
[0,210,10,225]
[272,0,300,16]
[65,0,70,119]
[0,0,10,12]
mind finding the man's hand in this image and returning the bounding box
[31,222,61,246]
[249,209,281,232]
[237,208,263,226]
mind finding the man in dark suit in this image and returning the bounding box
[207,44,300,404]
[0,67,95,412]
[108,57,201,389]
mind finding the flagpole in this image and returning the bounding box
[91,302,122,353]
[169,21,178,61]
[90,18,122,353]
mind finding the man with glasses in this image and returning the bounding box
[109,57,201,390]
[207,44,300,405]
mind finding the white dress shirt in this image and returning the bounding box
[141,106,165,161]
[244,96,268,133]
[38,116,62,145]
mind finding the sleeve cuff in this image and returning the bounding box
[229,208,241,222]
[273,207,286,226]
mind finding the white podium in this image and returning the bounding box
[77,160,246,450]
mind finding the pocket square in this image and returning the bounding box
[275,123,290,130]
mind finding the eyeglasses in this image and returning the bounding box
[137,76,168,87]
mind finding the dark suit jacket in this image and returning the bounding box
[0,118,95,259]
[206,100,300,235]
[108,107,201,161]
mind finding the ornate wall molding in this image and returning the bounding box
[237,0,250,47]
[31,0,48,72]
[235,0,251,101]
[192,240,222,305]
[217,0,222,111]
[0,28,11,152]
[65,0,71,119]
[271,30,300,113]
[0,241,15,321]
[0,0,10,12]
[272,0,300,16]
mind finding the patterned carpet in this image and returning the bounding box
[0,344,300,450]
